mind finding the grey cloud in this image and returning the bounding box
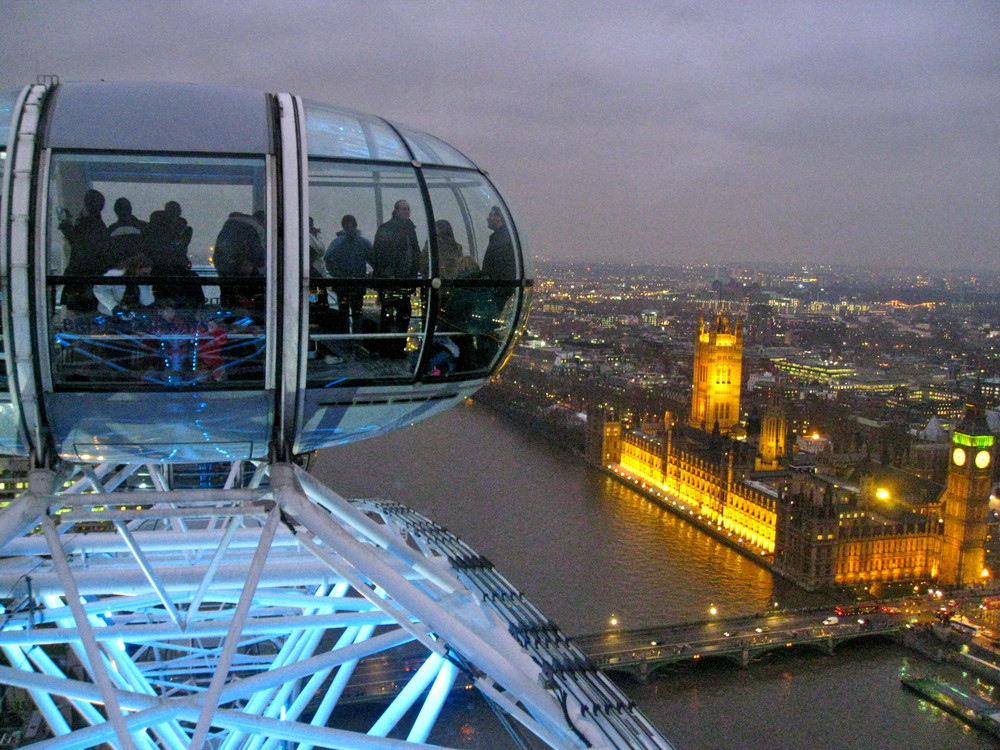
[1,0,997,270]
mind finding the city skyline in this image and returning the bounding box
[2,1,997,271]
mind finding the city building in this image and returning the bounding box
[587,315,997,593]
[590,401,995,592]
[939,403,996,587]
[689,315,743,434]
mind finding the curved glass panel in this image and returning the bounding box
[0,88,20,401]
[303,101,410,162]
[45,390,271,462]
[421,169,520,277]
[306,161,429,384]
[0,87,20,151]
[421,168,524,377]
[393,125,476,168]
[0,87,27,455]
[46,152,268,389]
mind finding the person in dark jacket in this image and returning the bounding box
[324,214,371,333]
[369,200,421,356]
[482,206,515,279]
[213,211,265,310]
[369,200,420,279]
[481,205,517,307]
[59,188,111,312]
[162,200,193,263]
[107,197,147,268]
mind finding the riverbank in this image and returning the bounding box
[473,385,587,456]
[315,402,999,749]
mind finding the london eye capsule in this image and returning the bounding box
[0,81,531,464]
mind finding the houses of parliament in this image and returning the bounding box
[586,314,997,593]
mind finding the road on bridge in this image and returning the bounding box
[572,608,907,666]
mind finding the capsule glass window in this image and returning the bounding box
[0,89,16,396]
[421,168,525,377]
[46,152,268,389]
[0,87,19,148]
[305,160,431,383]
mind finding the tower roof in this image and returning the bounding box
[955,400,993,438]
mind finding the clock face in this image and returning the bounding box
[953,447,967,466]
[975,450,992,469]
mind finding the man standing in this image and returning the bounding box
[482,205,516,303]
[59,188,111,312]
[107,197,147,268]
[325,214,372,334]
[213,211,265,310]
[370,200,420,356]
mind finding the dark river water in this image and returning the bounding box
[313,401,997,750]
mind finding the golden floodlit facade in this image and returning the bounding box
[689,315,743,434]
[587,314,994,592]
[590,407,990,591]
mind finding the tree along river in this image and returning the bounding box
[313,400,996,750]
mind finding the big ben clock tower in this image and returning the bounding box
[939,401,995,587]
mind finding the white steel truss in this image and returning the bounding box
[0,460,674,749]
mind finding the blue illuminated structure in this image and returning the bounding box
[0,80,673,749]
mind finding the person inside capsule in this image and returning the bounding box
[58,188,111,314]
[370,200,421,359]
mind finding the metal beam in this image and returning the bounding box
[0,459,674,749]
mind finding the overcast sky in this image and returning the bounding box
[2,1,997,271]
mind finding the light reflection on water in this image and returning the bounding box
[317,401,996,750]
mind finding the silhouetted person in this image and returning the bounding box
[325,214,371,333]
[422,219,463,279]
[144,201,192,271]
[59,188,110,312]
[370,200,420,356]
[308,217,327,277]
[107,197,147,268]
[163,200,193,262]
[153,259,206,311]
[307,216,333,327]
[481,205,516,308]
[482,205,515,281]
[143,210,177,271]
[214,211,265,309]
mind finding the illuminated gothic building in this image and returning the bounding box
[689,315,743,434]
[756,400,787,471]
[588,405,996,591]
[585,314,996,592]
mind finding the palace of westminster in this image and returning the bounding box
[584,313,998,593]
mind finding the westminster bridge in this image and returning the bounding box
[572,608,907,681]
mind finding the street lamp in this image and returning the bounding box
[709,604,718,616]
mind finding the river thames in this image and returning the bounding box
[313,400,996,750]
